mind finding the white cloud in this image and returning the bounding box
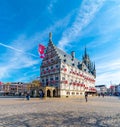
[0,42,38,57]
[0,51,39,80]
[0,41,39,80]
[16,74,37,82]
[0,42,23,52]
[97,59,120,72]
[23,68,40,77]
[0,67,9,79]
[47,0,58,13]
[96,59,120,86]
[12,11,73,51]
[47,0,120,88]
[58,0,105,50]
[96,71,120,87]
[0,12,73,81]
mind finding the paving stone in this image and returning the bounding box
[0,96,120,126]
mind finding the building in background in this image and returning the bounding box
[95,85,107,95]
[109,84,120,96]
[116,84,120,96]
[40,33,96,98]
[27,80,42,97]
[0,80,42,97]
[0,82,28,96]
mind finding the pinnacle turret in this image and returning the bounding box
[82,47,96,77]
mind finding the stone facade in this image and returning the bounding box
[40,33,96,97]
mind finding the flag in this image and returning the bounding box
[40,54,45,58]
[38,44,45,54]
[38,44,45,58]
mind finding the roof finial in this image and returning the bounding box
[85,46,87,57]
[49,32,52,42]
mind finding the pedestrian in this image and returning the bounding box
[26,92,30,100]
[102,93,104,98]
[85,92,88,102]
[42,92,44,98]
[39,91,42,99]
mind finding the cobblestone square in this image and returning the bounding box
[0,96,120,127]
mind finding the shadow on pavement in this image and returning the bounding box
[0,112,120,127]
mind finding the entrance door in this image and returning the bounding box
[47,90,51,97]
[33,89,37,97]
[53,89,56,97]
[39,89,44,98]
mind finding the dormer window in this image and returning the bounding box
[64,59,66,62]
[64,55,66,57]
[48,46,51,50]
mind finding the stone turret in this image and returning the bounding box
[82,47,96,77]
[93,62,96,78]
[82,47,90,69]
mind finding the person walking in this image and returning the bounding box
[102,93,104,97]
[39,91,43,99]
[85,92,88,102]
[26,92,30,100]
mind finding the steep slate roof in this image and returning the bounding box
[54,46,83,69]
[48,34,88,71]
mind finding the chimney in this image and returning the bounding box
[71,51,75,59]
[49,32,52,42]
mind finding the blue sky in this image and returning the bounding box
[0,0,120,87]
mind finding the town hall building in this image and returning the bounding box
[40,33,96,98]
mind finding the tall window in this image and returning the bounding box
[62,77,65,80]
[50,78,53,81]
[55,77,59,80]
[56,65,59,68]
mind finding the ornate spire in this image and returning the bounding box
[93,62,96,70]
[93,62,96,78]
[85,46,87,58]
